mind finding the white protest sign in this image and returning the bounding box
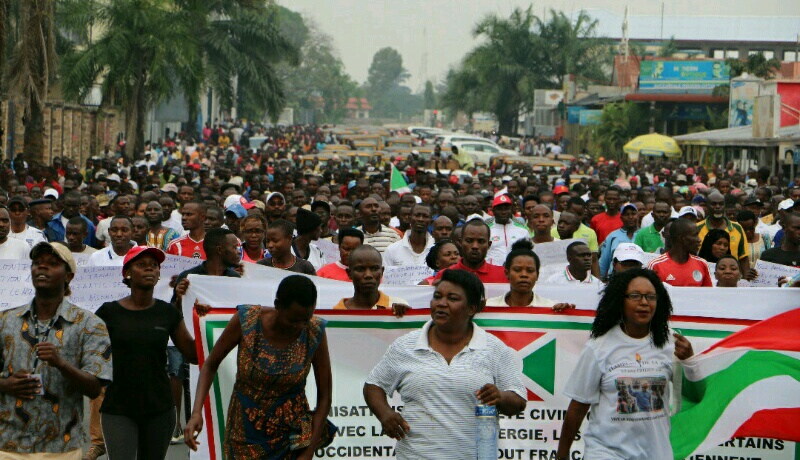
[751,260,800,287]
[382,265,434,285]
[315,238,340,265]
[534,238,586,280]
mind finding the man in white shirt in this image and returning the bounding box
[546,241,602,286]
[487,194,530,265]
[0,205,31,259]
[384,203,434,266]
[87,216,136,267]
[7,196,46,248]
[95,195,132,246]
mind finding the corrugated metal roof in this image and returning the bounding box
[588,9,800,43]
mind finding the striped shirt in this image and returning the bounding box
[358,224,401,254]
[366,321,525,460]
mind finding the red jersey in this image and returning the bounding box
[590,212,622,245]
[647,253,712,287]
[166,234,206,259]
[431,258,508,284]
[316,261,351,282]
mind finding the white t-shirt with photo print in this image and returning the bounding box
[563,326,675,460]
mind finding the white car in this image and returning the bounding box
[450,141,519,164]
[434,133,498,148]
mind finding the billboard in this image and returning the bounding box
[578,109,603,125]
[728,78,762,128]
[639,60,730,94]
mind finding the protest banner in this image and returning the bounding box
[186,298,798,460]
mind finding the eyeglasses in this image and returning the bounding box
[242,228,264,235]
[625,293,657,303]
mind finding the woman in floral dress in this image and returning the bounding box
[185,275,335,459]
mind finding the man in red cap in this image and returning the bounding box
[487,194,530,265]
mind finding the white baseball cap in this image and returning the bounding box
[613,243,645,264]
[778,198,795,211]
[678,206,698,218]
[43,189,59,200]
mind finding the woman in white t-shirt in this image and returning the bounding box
[485,239,574,311]
[556,269,694,460]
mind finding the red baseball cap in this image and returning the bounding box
[123,246,166,270]
[492,194,513,207]
[448,175,459,185]
[553,185,569,195]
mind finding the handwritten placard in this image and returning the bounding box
[382,265,434,286]
[315,238,340,265]
[751,259,800,287]
[533,238,587,280]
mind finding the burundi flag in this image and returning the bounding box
[670,308,800,459]
[390,163,411,194]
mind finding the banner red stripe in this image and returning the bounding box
[732,407,800,442]
[701,308,800,355]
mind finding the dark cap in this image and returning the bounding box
[743,196,763,207]
[310,200,331,214]
[29,198,52,207]
[7,195,28,208]
[295,207,322,235]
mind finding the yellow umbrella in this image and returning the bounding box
[623,133,682,158]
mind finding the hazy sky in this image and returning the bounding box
[278,1,800,92]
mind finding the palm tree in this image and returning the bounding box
[60,0,201,158]
[443,7,543,134]
[442,7,609,134]
[176,0,298,136]
[593,102,652,159]
[7,0,58,162]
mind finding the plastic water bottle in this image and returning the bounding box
[475,404,498,460]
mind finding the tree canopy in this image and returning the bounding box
[442,7,610,134]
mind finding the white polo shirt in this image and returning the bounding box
[87,245,133,267]
[0,238,31,260]
[366,320,525,460]
[9,225,47,248]
[382,231,434,267]
[546,266,603,286]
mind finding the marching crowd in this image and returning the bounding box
[0,123,798,459]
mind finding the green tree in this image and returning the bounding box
[658,37,678,58]
[275,15,357,123]
[7,0,57,162]
[366,47,409,116]
[593,102,652,159]
[60,0,203,157]
[423,80,435,110]
[179,1,299,134]
[535,9,611,88]
[727,52,782,79]
[442,7,609,134]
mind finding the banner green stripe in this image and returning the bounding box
[205,320,229,450]
[670,351,800,459]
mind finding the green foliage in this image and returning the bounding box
[727,52,782,79]
[274,13,357,124]
[593,102,652,159]
[366,47,412,117]
[658,37,678,58]
[442,7,610,134]
[423,80,435,110]
[58,0,298,153]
